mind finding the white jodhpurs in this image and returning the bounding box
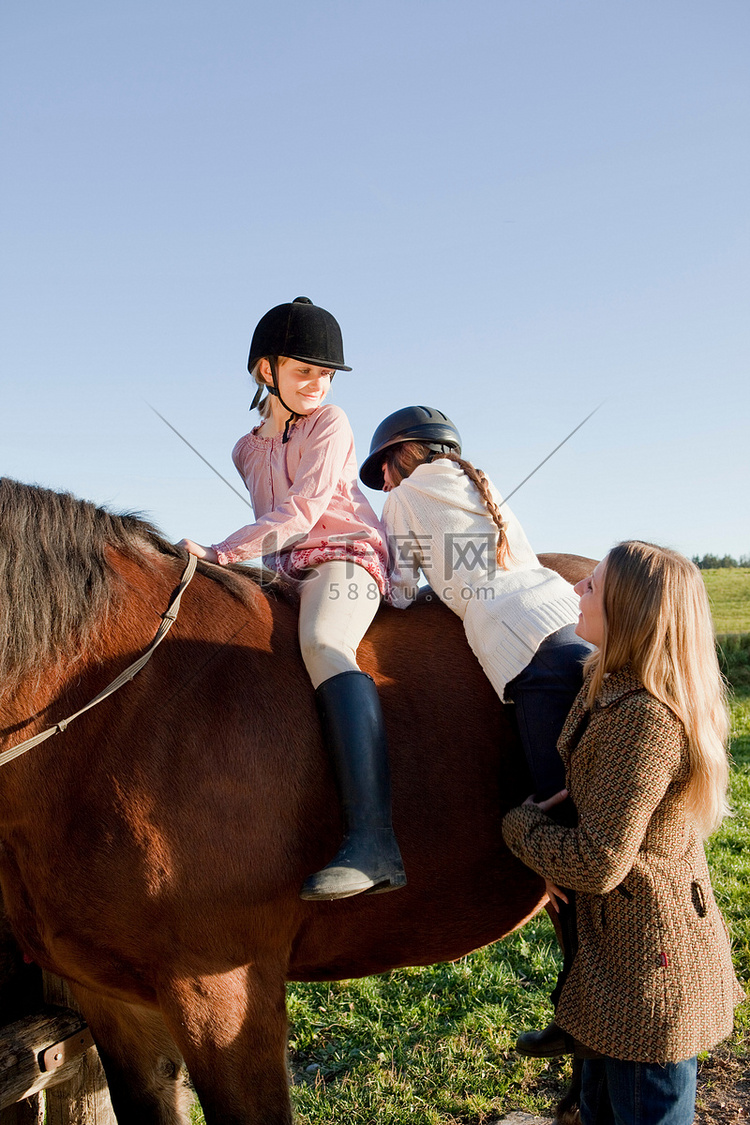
[298,561,381,689]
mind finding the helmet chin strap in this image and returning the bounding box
[250,357,298,443]
[270,357,299,444]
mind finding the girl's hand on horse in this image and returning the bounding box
[177,539,219,564]
[544,879,569,913]
[523,788,569,813]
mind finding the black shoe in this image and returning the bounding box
[516,1022,601,1060]
[516,1022,571,1058]
[300,671,407,901]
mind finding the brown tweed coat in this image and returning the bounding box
[502,664,743,1063]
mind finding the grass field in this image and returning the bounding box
[702,567,750,694]
[192,576,750,1124]
[702,568,750,633]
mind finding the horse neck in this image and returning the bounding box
[0,548,181,753]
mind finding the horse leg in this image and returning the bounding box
[556,1054,583,1124]
[72,986,192,1125]
[158,962,292,1125]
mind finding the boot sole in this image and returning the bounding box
[300,870,407,901]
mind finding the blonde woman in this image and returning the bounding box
[502,541,743,1124]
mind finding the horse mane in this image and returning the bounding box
[0,477,277,695]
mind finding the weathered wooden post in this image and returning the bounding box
[0,904,43,1125]
[41,975,116,1125]
[1,892,116,1124]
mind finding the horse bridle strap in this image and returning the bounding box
[0,552,198,770]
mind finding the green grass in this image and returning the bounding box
[701,567,750,694]
[708,698,750,988]
[719,634,750,697]
[702,569,750,633]
[285,927,567,1124]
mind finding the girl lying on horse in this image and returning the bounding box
[362,406,592,802]
[361,405,592,1053]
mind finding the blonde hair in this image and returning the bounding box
[250,357,276,419]
[584,540,730,837]
[383,442,512,568]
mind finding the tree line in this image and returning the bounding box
[692,554,750,570]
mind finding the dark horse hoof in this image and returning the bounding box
[556,1055,583,1125]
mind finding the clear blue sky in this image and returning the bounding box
[3,1,748,561]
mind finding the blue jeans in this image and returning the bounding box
[505,624,593,799]
[581,1057,698,1125]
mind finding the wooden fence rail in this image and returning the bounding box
[1,1003,92,1110]
[1,897,115,1124]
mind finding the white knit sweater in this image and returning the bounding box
[383,460,581,698]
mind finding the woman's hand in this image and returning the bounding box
[519,790,571,911]
[519,796,571,909]
[522,788,569,813]
[544,879,569,913]
[177,539,219,564]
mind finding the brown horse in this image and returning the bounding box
[0,478,594,1125]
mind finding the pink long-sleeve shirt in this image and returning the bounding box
[212,404,389,591]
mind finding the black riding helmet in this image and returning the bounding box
[248,296,352,442]
[360,406,462,491]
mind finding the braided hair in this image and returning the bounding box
[383,442,512,569]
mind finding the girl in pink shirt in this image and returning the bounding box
[179,297,405,901]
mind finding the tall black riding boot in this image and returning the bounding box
[299,670,407,901]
